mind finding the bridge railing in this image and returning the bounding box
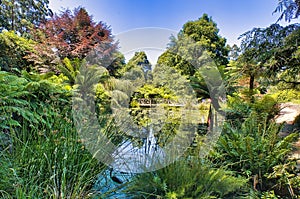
[137,98,182,107]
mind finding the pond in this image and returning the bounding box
[94,106,211,197]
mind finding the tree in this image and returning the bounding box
[228,44,241,61]
[106,52,126,77]
[268,27,300,88]
[36,7,116,59]
[235,49,262,100]
[157,14,228,105]
[181,14,229,67]
[274,0,300,22]
[120,51,152,79]
[0,0,52,34]
[30,7,121,74]
[234,23,300,100]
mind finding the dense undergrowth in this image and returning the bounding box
[0,70,299,198]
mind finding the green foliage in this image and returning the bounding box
[9,113,103,198]
[0,153,15,195]
[129,84,173,124]
[0,70,105,198]
[75,63,108,99]
[267,162,300,198]
[157,50,194,77]
[133,84,176,100]
[106,52,126,77]
[95,83,111,114]
[0,31,35,73]
[157,14,228,101]
[182,14,229,67]
[57,57,82,85]
[225,94,252,126]
[261,190,280,199]
[215,113,299,197]
[269,89,300,103]
[269,27,300,89]
[119,51,151,78]
[125,157,247,198]
[0,0,52,34]
[252,95,280,120]
[274,0,300,22]
[226,93,279,127]
[0,71,36,133]
[234,24,300,95]
[0,113,104,198]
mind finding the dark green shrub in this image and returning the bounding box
[124,157,247,199]
[225,94,252,127]
[252,95,280,121]
[0,71,106,198]
[215,113,300,198]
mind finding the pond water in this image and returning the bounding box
[94,126,163,198]
[94,106,210,197]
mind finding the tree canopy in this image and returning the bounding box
[28,7,121,75]
[234,23,300,96]
[181,14,229,67]
[0,0,52,34]
[274,0,300,22]
[157,14,228,100]
[37,7,116,60]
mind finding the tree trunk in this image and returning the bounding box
[249,75,255,103]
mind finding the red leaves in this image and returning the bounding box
[37,7,115,60]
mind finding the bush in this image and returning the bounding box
[225,94,280,127]
[124,157,247,198]
[225,94,252,127]
[270,89,300,103]
[252,95,280,121]
[0,71,105,198]
[214,113,300,198]
[0,31,35,73]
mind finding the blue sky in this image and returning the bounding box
[48,0,298,63]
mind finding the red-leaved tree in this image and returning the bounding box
[30,7,119,73]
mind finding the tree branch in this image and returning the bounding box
[277,79,300,85]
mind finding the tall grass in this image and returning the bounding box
[0,71,107,198]
[123,155,247,198]
[0,107,106,198]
